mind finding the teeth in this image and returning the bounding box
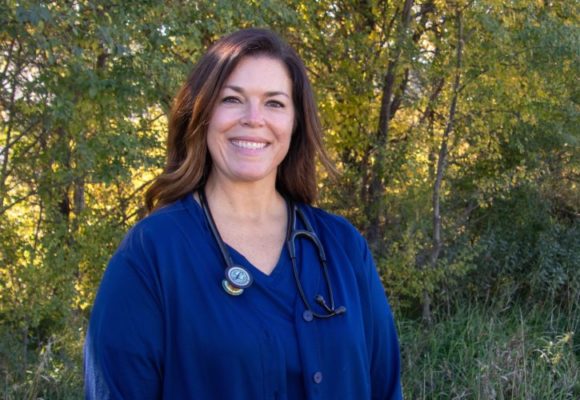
[231,140,267,150]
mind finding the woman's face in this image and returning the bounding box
[205,56,295,187]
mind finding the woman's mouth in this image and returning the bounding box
[230,139,268,150]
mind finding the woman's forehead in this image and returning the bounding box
[223,56,293,94]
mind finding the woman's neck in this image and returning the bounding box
[203,176,285,222]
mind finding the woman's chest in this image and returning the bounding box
[154,237,371,399]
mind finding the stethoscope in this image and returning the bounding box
[199,189,346,319]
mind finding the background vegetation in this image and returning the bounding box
[1,0,578,398]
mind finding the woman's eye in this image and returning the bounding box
[222,96,241,104]
[267,100,285,108]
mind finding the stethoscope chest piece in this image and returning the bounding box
[222,265,253,296]
[199,188,345,316]
[222,279,245,296]
[198,189,254,297]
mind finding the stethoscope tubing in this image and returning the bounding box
[199,189,253,295]
[198,189,346,318]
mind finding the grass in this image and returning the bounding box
[2,301,579,399]
[398,301,580,399]
[1,326,83,400]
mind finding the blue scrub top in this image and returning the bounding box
[84,194,402,399]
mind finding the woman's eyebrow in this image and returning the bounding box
[224,85,290,98]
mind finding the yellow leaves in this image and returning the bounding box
[537,331,575,369]
[74,281,91,311]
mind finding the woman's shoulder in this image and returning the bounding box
[300,204,367,251]
[118,195,197,254]
[302,203,360,232]
[299,204,378,287]
[140,196,192,226]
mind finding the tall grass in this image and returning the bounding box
[2,301,578,399]
[399,301,580,399]
[1,326,83,400]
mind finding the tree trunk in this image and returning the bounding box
[0,41,20,209]
[365,0,414,253]
[423,8,464,324]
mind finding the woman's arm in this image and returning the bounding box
[362,241,403,400]
[84,248,164,400]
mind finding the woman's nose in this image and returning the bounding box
[240,102,265,127]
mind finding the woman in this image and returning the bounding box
[85,28,402,399]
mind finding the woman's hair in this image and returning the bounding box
[144,28,334,213]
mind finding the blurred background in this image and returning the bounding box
[1,0,578,398]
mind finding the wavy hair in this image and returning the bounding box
[145,28,333,213]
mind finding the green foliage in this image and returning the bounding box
[469,185,580,304]
[1,0,578,397]
[379,225,479,315]
[399,302,580,399]
[1,323,83,399]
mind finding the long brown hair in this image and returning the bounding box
[145,28,333,213]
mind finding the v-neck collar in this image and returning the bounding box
[185,192,290,286]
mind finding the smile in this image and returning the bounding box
[230,139,268,150]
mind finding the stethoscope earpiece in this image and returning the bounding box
[335,306,347,315]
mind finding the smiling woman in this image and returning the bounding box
[84,28,402,400]
[142,28,331,210]
[206,56,295,186]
